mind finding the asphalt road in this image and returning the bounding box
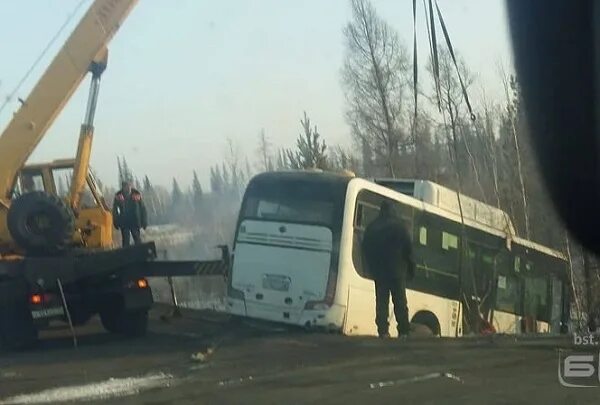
[0,307,597,404]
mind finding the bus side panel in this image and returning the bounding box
[407,290,460,337]
[493,310,520,334]
[343,278,461,337]
[492,312,550,334]
[537,321,550,333]
[344,279,378,336]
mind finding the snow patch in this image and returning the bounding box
[0,372,173,404]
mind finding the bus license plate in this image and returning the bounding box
[31,306,64,319]
[263,274,290,292]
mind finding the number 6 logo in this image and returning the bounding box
[558,352,599,388]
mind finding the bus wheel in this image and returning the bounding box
[410,311,441,337]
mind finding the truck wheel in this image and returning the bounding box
[100,309,148,337]
[68,309,92,327]
[7,191,74,255]
[0,307,38,351]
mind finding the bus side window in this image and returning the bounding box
[442,232,458,250]
[419,226,427,245]
[496,274,520,314]
[352,193,385,279]
[355,201,380,231]
[352,201,368,278]
[524,276,549,322]
[550,277,563,332]
[352,190,413,279]
[354,203,364,229]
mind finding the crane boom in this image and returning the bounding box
[0,0,138,205]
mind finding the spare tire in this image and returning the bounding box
[7,191,74,255]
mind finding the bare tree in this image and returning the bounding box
[256,129,273,172]
[477,90,502,208]
[342,0,410,177]
[428,49,487,200]
[501,73,530,239]
[408,109,437,180]
[225,138,243,196]
[275,149,288,171]
[330,145,361,174]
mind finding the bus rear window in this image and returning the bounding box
[244,197,334,226]
[241,176,347,227]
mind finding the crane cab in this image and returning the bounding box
[12,159,113,251]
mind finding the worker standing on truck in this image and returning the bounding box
[362,200,415,339]
[112,181,147,247]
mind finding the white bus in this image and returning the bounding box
[226,170,570,337]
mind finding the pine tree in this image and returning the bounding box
[192,170,203,214]
[171,178,183,207]
[143,175,160,224]
[221,163,230,193]
[119,156,134,183]
[276,148,288,170]
[143,175,153,193]
[230,166,240,195]
[286,112,328,170]
[210,166,223,194]
[117,156,123,185]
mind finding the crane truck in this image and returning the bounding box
[0,1,225,350]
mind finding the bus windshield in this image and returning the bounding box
[240,174,349,228]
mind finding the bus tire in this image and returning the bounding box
[7,191,74,255]
[410,311,441,337]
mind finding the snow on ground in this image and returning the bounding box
[0,372,173,404]
[147,225,228,312]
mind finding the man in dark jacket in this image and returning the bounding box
[362,200,415,338]
[112,181,147,247]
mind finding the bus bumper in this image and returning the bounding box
[226,297,346,331]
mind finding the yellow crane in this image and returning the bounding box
[0,0,138,255]
[0,2,231,350]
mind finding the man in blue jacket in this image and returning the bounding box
[112,181,147,247]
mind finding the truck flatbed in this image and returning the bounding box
[0,242,157,287]
[0,242,227,350]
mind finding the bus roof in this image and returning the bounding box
[250,170,354,185]
[373,179,516,235]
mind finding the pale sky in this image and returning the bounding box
[0,0,513,190]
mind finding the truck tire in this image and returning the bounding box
[68,308,92,327]
[100,309,148,337]
[0,306,38,351]
[7,191,75,255]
